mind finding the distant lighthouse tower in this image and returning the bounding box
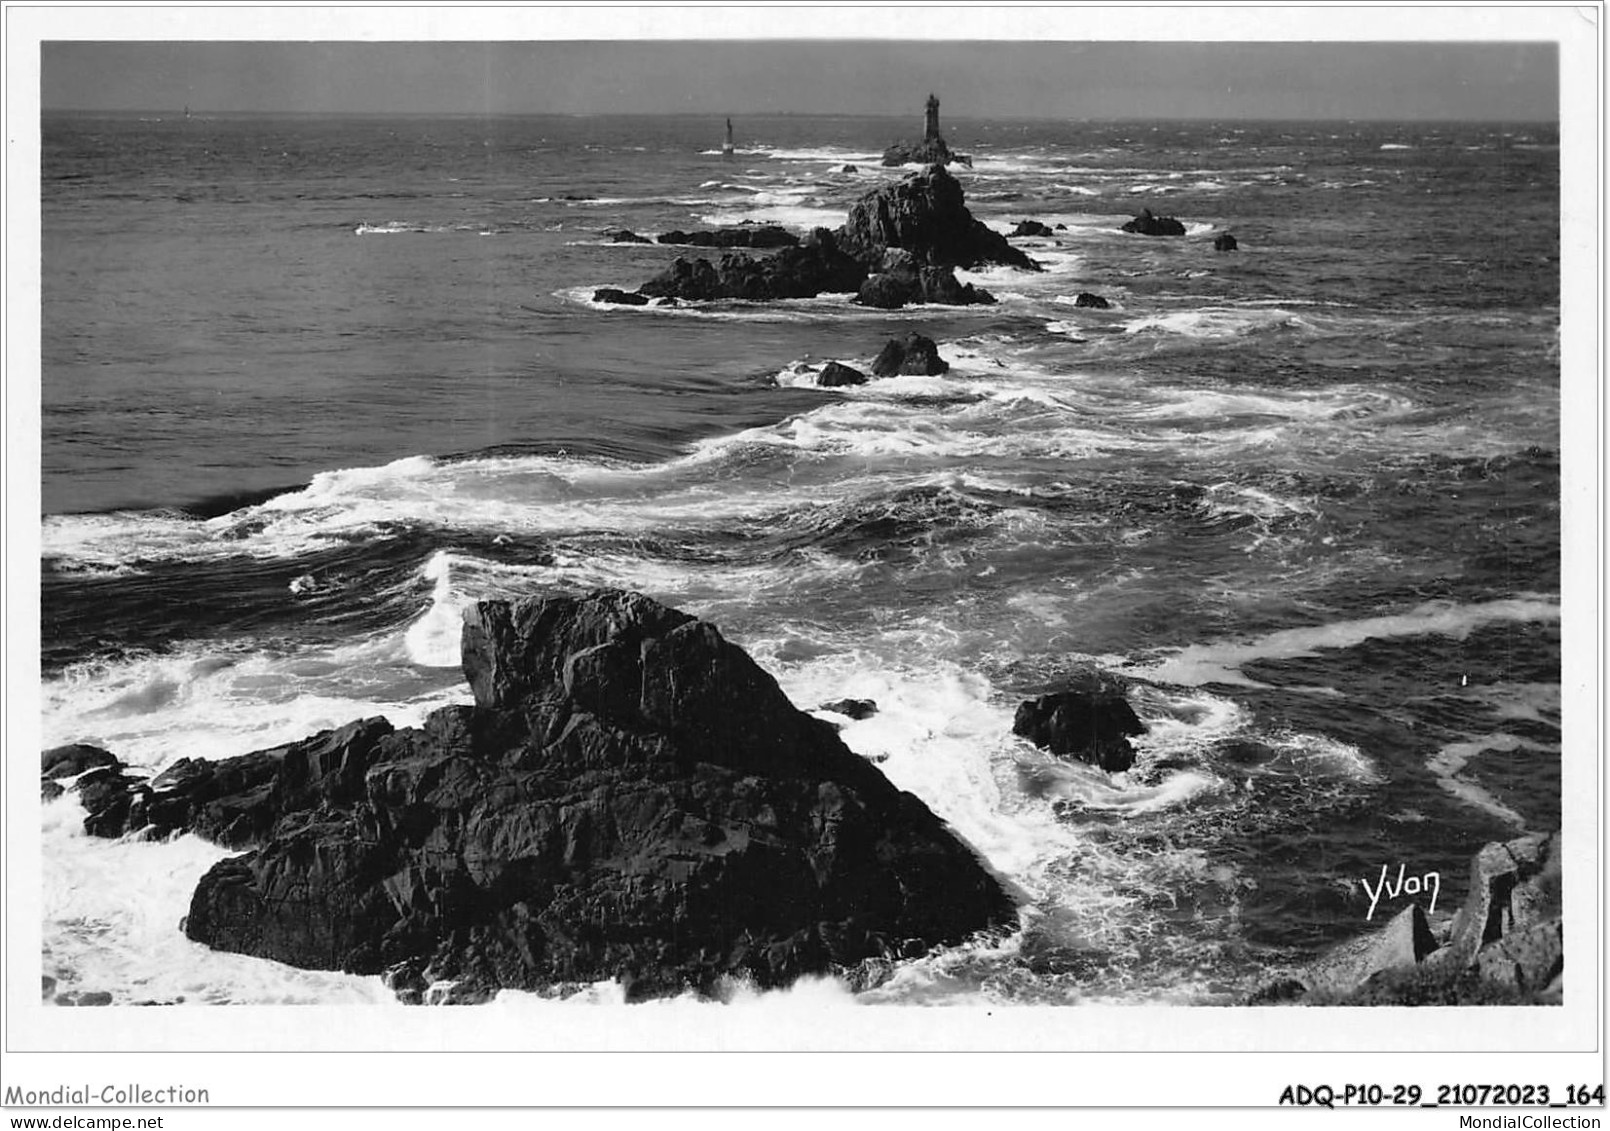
[924,93,941,141]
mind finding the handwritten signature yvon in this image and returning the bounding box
[1361,864,1440,921]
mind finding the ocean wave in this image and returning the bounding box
[694,203,846,231]
[1424,734,1540,827]
[750,145,881,164]
[1135,596,1562,687]
[1120,307,1317,339]
[42,793,397,1007]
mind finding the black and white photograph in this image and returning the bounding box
[4,3,1602,1115]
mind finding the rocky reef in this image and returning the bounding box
[1121,208,1187,237]
[854,248,996,309]
[836,164,1038,275]
[655,225,799,249]
[634,228,866,303]
[598,163,1037,308]
[45,590,1017,1002]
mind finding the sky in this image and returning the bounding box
[37,37,1560,122]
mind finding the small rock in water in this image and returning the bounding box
[1214,232,1239,251]
[1012,676,1145,773]
[1121,208,1187,237]
[1073,292,1111,309]
[818,698,879,720]
[871,332,949,378]
[1010,219,1054,238]
[817,361,868,388]
[592,287,649,306]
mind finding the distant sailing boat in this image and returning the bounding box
[722,117,735,156]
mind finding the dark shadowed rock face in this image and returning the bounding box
[1073,292,1111,309]
[1214,232,1239,251]
[1010,220,1054,238]
[592,287,650,306]
[1121,209,1187,237]
[656,226,799,249]
[144,590,1017,1001]
[854,248,996,310]
[837,165,1038,274]
[635,229,866,303]
[817,361,868,388]
[1012,676,1145,773]
[871,333,950,378]
[819,699,879,721]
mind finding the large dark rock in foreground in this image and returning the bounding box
[59,592,1016,1001]
[1121,208,1187,237]
[635,228,866,302]
[1249,832,1563,1006]
[1012,674,1145,773]
[839,164,1038,274]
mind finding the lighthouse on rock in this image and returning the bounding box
[881,92,970,167]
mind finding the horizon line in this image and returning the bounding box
[38,108,1563,125]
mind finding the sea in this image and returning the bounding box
[36,112,1562,1009]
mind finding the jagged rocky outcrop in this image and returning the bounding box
[855,248,995,309]
[656,226,799,249]
[838,164,1038,274]
[1012,673,1146,773]
[1121,209,1187,237]
[1072,292,1111,309]
[48,591,1016,1002]
[605,162,1035,309]
[1248,832,1563,1005]
[603,228,652,244]
[634,228,866,302]
[871,333,949,378]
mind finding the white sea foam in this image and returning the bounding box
[695,203,846,231]
[754,146,881,164]
[1137,597,1562,687]
[1425,735,1538,827]
[41,794,396,1007]
[1121,307,1316,339]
